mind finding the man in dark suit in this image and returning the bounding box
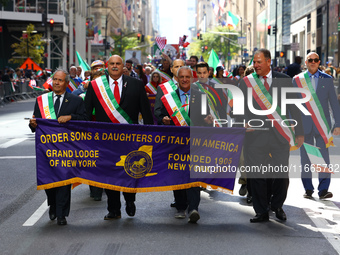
[29,69,87,225]
[155,66,211,223]
[287,56,302,78]
[84,55,153,220]
[237,49,304,223]
[293,52,340,199]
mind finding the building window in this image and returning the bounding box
[317,8,322,28]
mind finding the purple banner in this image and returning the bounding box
[35,119,245,193]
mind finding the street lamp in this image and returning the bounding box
[22,30,37,59]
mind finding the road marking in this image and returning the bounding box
[0,120,16,125]
[0,138,27,148]
[0,156,35,159]
[23,200,48,226]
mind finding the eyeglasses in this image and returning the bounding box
[308,58,319,63]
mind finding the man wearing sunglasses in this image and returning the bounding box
[293,52,340,200]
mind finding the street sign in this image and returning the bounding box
[291,43,299,51]
[238,37,246,45]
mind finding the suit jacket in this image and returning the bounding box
[29,92,87,132]
[85,74,153,124]
[155,87,208,127]
[237,71,304,145]
[293,70,340,135]
[287,62,301,78]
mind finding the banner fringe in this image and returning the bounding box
[37,178,233,194]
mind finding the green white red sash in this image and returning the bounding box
[294,72,334,147]
[91,75,132,124]
[37,92,57,119]
[244,73,298,150]
[159,79,177,95]
[145,82,157,94]
[211,77,233,114]
[156,68,172,83]
[161,90,190,126]
[194,81,222,127]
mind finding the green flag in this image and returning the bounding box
[248,55,254,66]
[208,49,219,71]
[76,51,90,71]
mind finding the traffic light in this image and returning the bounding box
[141,34,145,43]
[137,33,141,41]
[42,13,47,26]
[49,18,54,31]
[272,25,277,35]
[280,51,285,57]
[267,25,271,35]
[204,45,208,51]
[183,35,187,42]
[197,33,200,40]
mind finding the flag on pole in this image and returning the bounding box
[208,49,220,71]
[76,51,90,71]
[155,37,167,51]
[126,5,132,21]
[212,3,219,16]
[227,11,240,30]
[36,70,43,77]
[219,0,226,12]
[10,82,16,92]
[303,143,333,173]
[121,0,127,14]
[42,76,53,90]
[28,79,37,89]
[45,68,52,74]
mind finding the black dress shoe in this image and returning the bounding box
[49,206,56,221]
[272,207,287,221]
[126,201,136,217]
[250,213,269,223]
[170,202,177,208]
[104,211,121,220]
[57,217,67,225]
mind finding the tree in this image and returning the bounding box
[9,24,45,65]
[188,26,240,66]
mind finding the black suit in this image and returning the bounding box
[85,74,153,214]
[154,87,208,213]
[30,92,87,218]
[237,71,304,215]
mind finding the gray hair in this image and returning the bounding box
[306,52,319,59]
[254,48,271,60]
[170,59,185,67]
[54,68,70,83]
[177,66,193,77]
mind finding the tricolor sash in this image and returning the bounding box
[294,72,334,147]
[194,81,222,127]
[210,77,233,113]
[156,68,172,83]
[91,75,133,124]
[37,92,57,119]
[161,90,190,126]
[244,73,298,150]
[159,79,177,95]
[145,82,157,94]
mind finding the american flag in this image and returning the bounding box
[212,3,219,16]
[121,0,127,14]
[126,5,131,21]
[219,0,226,12]
[155,37,167,51]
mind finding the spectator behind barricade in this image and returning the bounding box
[216,66,225,78]
[134,65,148,85]
[2,69,11,82]
[125,59,138,78]
[209,67,214,78]
[145,66,152,83]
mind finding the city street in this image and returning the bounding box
[0,99,340,255]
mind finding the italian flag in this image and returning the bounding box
[36,70,43,77]
[227,11,240,30]
[303,143,333,173]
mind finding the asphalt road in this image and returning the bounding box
[0,98,340,255]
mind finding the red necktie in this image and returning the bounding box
[114,80,120,105]
[263,76,270,91]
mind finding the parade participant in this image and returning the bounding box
[159,55,173,78]
[134,64,148,85]
[216,66,225,78]
[154,59,185,125]
[293,52,340,199]
[125,59,138,78]
[123,67,130,76]
[287,56,302,78]
[145,71,161,95]
[29,69,87,225]
[69,66,82,87]
[209,67,214,78]
[154,66,210,223]
[76,66,82,79]
[189,56,198,71]
[237,49,304,223]
[145,66,152,83]
[84,55,153,220]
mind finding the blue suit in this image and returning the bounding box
[293,70,340,196]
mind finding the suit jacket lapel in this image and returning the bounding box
[120,75,128,105]
[58,92,69,117]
